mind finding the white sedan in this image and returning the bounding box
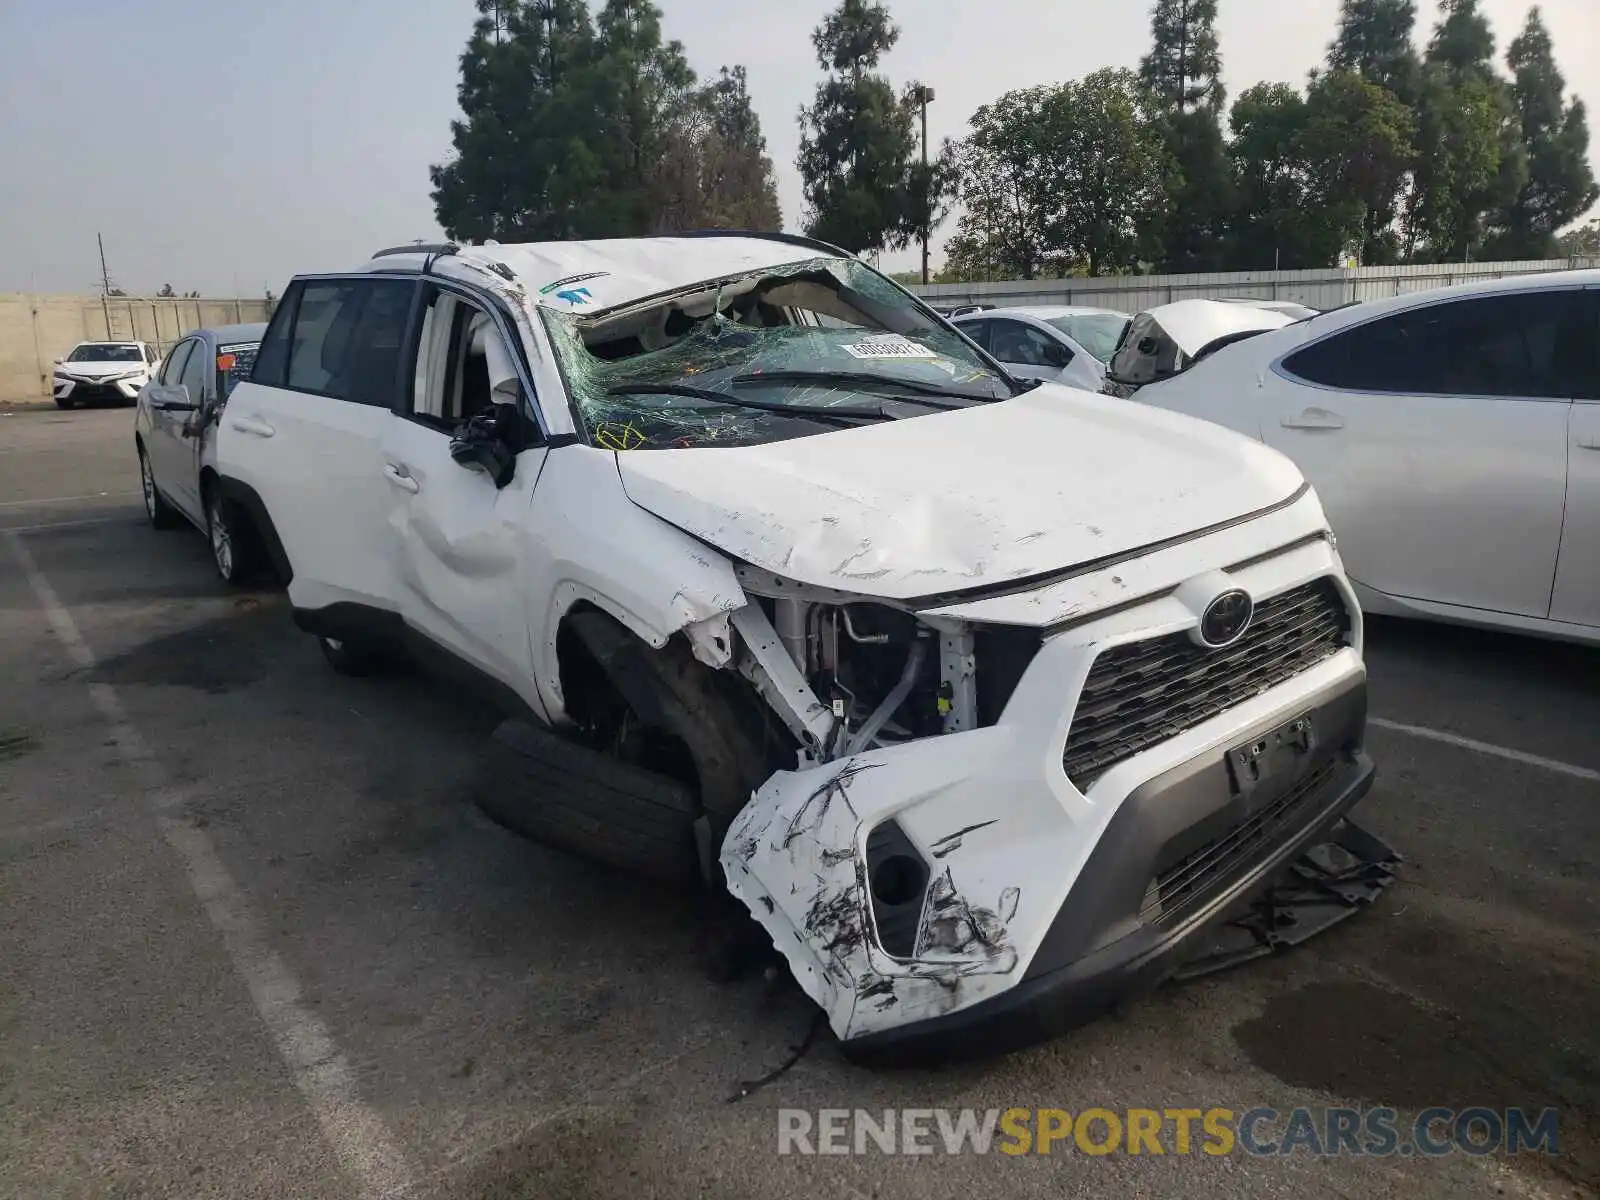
[951,306,1126,392]
[1135,270,1600,645]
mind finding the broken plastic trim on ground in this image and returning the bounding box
[538,256,1012,451]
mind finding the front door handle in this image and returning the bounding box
[383,463,420,494]
[229,415,275,438]
[1281,407,1345,431]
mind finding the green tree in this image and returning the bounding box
[1138,0,1223,113]
[943,86,1076,280]
[1139,0,1230,272]
[1426,0,1494,73]
[1299,70,1417,265]
[943,71,1166,279]
[430,0,600,241]
[798,0,946,255]
[1487,7,1598,259]
[1325,0,1420,262]
[157,283,176,298]
[1327,0,1421,101]
[588,0,697,234]
[1229,84,1328,268]
[1404,2,1524,262]
[652,66,782,231]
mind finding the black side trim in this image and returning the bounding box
[292,602,541,721]
[215,477,292,584]
[908,482,1313,611]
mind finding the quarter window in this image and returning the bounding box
[1282,291,1576,399]
[284,279,415,406]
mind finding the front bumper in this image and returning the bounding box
[722,538,1390,1053]
[54,376,143,403]
[845,738,1379,1062]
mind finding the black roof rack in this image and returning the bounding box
[371,242,459,260]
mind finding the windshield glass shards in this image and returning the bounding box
[541,257,1015,451]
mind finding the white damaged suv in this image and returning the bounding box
[215,234,1394,1058]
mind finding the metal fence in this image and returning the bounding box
[909,257,1600,313]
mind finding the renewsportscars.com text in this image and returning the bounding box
[776,1107,1559,1158]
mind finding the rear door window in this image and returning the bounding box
[1282,291,1577,398]
[216,342,260,402]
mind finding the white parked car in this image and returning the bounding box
[951,306,1125,392]
[214,234,1392,1057]
[1136,271,1600,643]
[133,323,269,582]
[52,341,161,408]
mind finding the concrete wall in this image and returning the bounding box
[0,294,274,405]
[909,257,1600,313]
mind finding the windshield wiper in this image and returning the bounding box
[603,383,894,426]
[730,370,989,406]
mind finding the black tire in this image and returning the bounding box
[137,445,182,530]
[479,719,703,890]
[317,634,387,677]
[204,485,263,586]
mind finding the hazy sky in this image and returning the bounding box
[1,0,1595,295]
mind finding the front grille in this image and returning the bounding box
[1140,757,1342,929]
[1062,578,1350,790]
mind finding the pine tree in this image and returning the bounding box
[1490,7,1599,258]
[797,0,925,255]
[1138,0,1223,114]
[1403,0,1523,261]
[1140,0,1230,271]
[1328,0,1421,101]
[430,0,600,241]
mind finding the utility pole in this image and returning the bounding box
[910,84,936,285]
[97,232,113,338]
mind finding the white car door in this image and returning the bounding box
[378,285,550,700]
[1549,289,1600,627]
[220,275,417,614]
[1262,287,1577,619]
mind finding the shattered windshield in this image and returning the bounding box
[541,257,1015,451]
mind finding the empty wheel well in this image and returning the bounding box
[555,604,793,819]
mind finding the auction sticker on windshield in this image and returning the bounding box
[842,337,939,360]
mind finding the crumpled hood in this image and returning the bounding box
[616,384,1306,602]
[56,361,146,379]
[1141,300,1294,357]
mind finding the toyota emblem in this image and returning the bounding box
[1199,588,1254,648]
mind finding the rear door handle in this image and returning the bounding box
[383,463,420,493]
[1281,407,1345,431]
[1577,436,1600,451]
[229,415,275,438]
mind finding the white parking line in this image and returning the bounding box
[5,531,415,1199]
[1369,716,1600,784]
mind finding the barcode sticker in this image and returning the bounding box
[842,337,939,360]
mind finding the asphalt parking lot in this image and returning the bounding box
[2,404,1596,1200]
